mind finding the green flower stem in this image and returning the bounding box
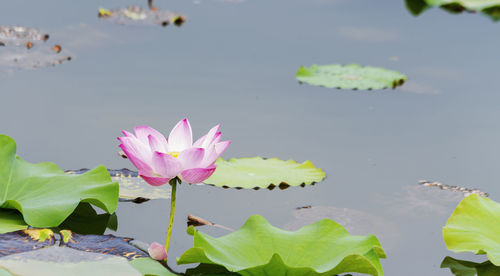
[164,178,178,258]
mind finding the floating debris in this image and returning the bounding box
[419,180,489,197]
[0,26,49,47]
[187,214,234,232]
[98,6,186,27]
[0,26,71,70]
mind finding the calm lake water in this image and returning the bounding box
[2,0,500,275]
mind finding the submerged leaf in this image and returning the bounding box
[0,135,118,227]
[178,215,385,276]
[440,256,500,276]
[443,194,500,265]
[296,64,407,90]
[0,229,55,257]
[204,157,325,190]
[60,231,148,260]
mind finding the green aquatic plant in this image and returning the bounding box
[0,135,118,227]
[204,157,326,190]
[296,64,407,90]
[443,194,500,265]
[178,215,386,276]
[405,0,500,21]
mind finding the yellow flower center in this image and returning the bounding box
[168,151,180,158]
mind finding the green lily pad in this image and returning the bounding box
[441,256,500,276]
[0,135,118,227]
[443,194,500,265]
[296,64,407,90]
[177,215,386,276]
[204,157,325,190]
[405,0,500,20]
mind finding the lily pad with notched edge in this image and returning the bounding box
[441,256,500,276]
[405,0,500,21]
[296,64,407,90]
[177,215,386,276]
[0,135,118,227]
[443,194,500,265]
[204,157,325,190]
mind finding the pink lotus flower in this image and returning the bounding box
[148,242,167,261]
[118,119,231,186]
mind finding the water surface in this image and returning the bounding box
[2,0,500,275]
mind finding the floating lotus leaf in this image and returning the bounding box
[440,256,500,276]
[178,215,386,276]
[0,247,142,276]
[204,157,325,190]
[66,169,171,202]
[405,0,500,20]
[98,6,186,27]
[296,64,407,90]
[443,194,500,265]
[0,135,118,227]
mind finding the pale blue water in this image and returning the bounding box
[1,0,499,275]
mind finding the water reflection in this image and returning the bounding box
[58,203,117,235]
[441,256,500,276]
